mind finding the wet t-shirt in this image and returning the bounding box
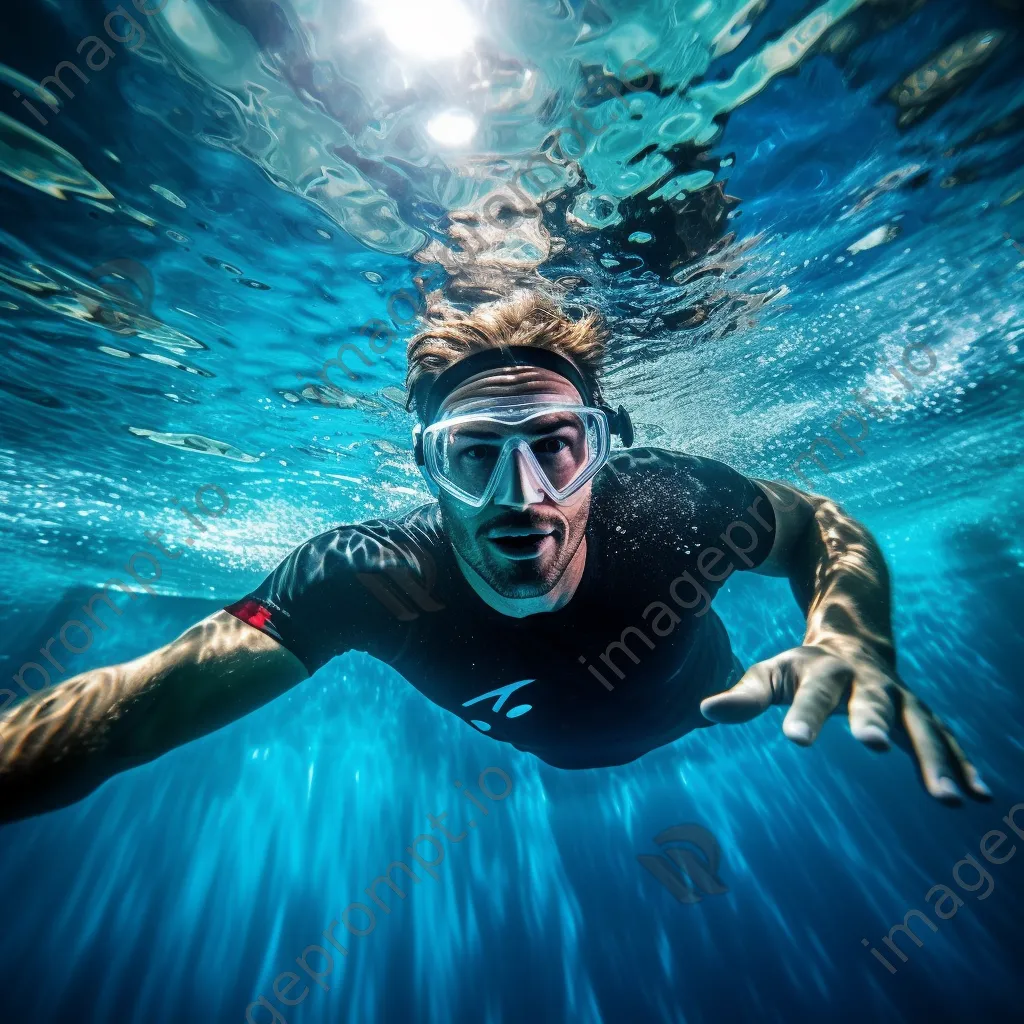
[227,448,776,769]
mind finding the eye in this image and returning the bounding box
[464,444,492,460]
[532,437,569,455]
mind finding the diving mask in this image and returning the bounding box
[417,397,613,508]
[411,346,634,507]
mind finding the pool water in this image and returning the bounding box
[0,1,1022,1021]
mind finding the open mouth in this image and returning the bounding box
[484,526,558,560]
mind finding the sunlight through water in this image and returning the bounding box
[0,0,1022,1022]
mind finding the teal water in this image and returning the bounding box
[0,1,1022,1021]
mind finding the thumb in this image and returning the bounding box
[700,661,775,724]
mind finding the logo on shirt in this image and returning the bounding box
[462,678,536,732]
[636,823,728,904]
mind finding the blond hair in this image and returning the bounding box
[405,291,608,417]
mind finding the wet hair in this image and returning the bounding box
[405,291,608,419]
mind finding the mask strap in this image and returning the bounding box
[417,347,594,424]
[602,404,634,447]
[411,424,440,495]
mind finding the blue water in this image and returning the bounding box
[1,1,1022,1021]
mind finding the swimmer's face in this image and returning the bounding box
[435,367,592,600]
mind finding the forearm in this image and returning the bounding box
[0,612,306,825]
[791,494,896,666]
[709,484,988,804]
[0,660,146,823]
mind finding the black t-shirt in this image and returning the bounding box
[227,448,776,769]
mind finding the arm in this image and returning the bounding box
[0,611,307,825]
[750,481,898,668]
[701,480,990,805]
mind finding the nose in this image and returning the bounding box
[494,445,546,508]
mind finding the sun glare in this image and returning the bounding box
[372,0,477,60]
[426,109,478,147]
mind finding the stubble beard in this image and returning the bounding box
[440,500,589,600]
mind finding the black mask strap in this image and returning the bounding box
[417,346,594,424]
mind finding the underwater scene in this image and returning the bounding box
[1,0,1022,1021]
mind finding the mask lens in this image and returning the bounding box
[443,428,504,497]
[424,404,608,505]
[524,412,590,491]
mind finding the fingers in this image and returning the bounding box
[700,649,852,741]
[700,662,774,724]
[900,694,970,805]
[847,666,897,752]
[701,648,991,810]
[781,654,852,746]
[940,724,992,803]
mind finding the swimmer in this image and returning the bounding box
[0,293,990,824]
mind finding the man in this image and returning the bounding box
[0,293,989,824]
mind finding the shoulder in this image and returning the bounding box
[289,503,446,579]
[592,447,775,557]
[602,446,714,477]
[232,504,446,672]
[597,447,753,505]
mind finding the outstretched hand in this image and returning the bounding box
[699,644,991,805]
